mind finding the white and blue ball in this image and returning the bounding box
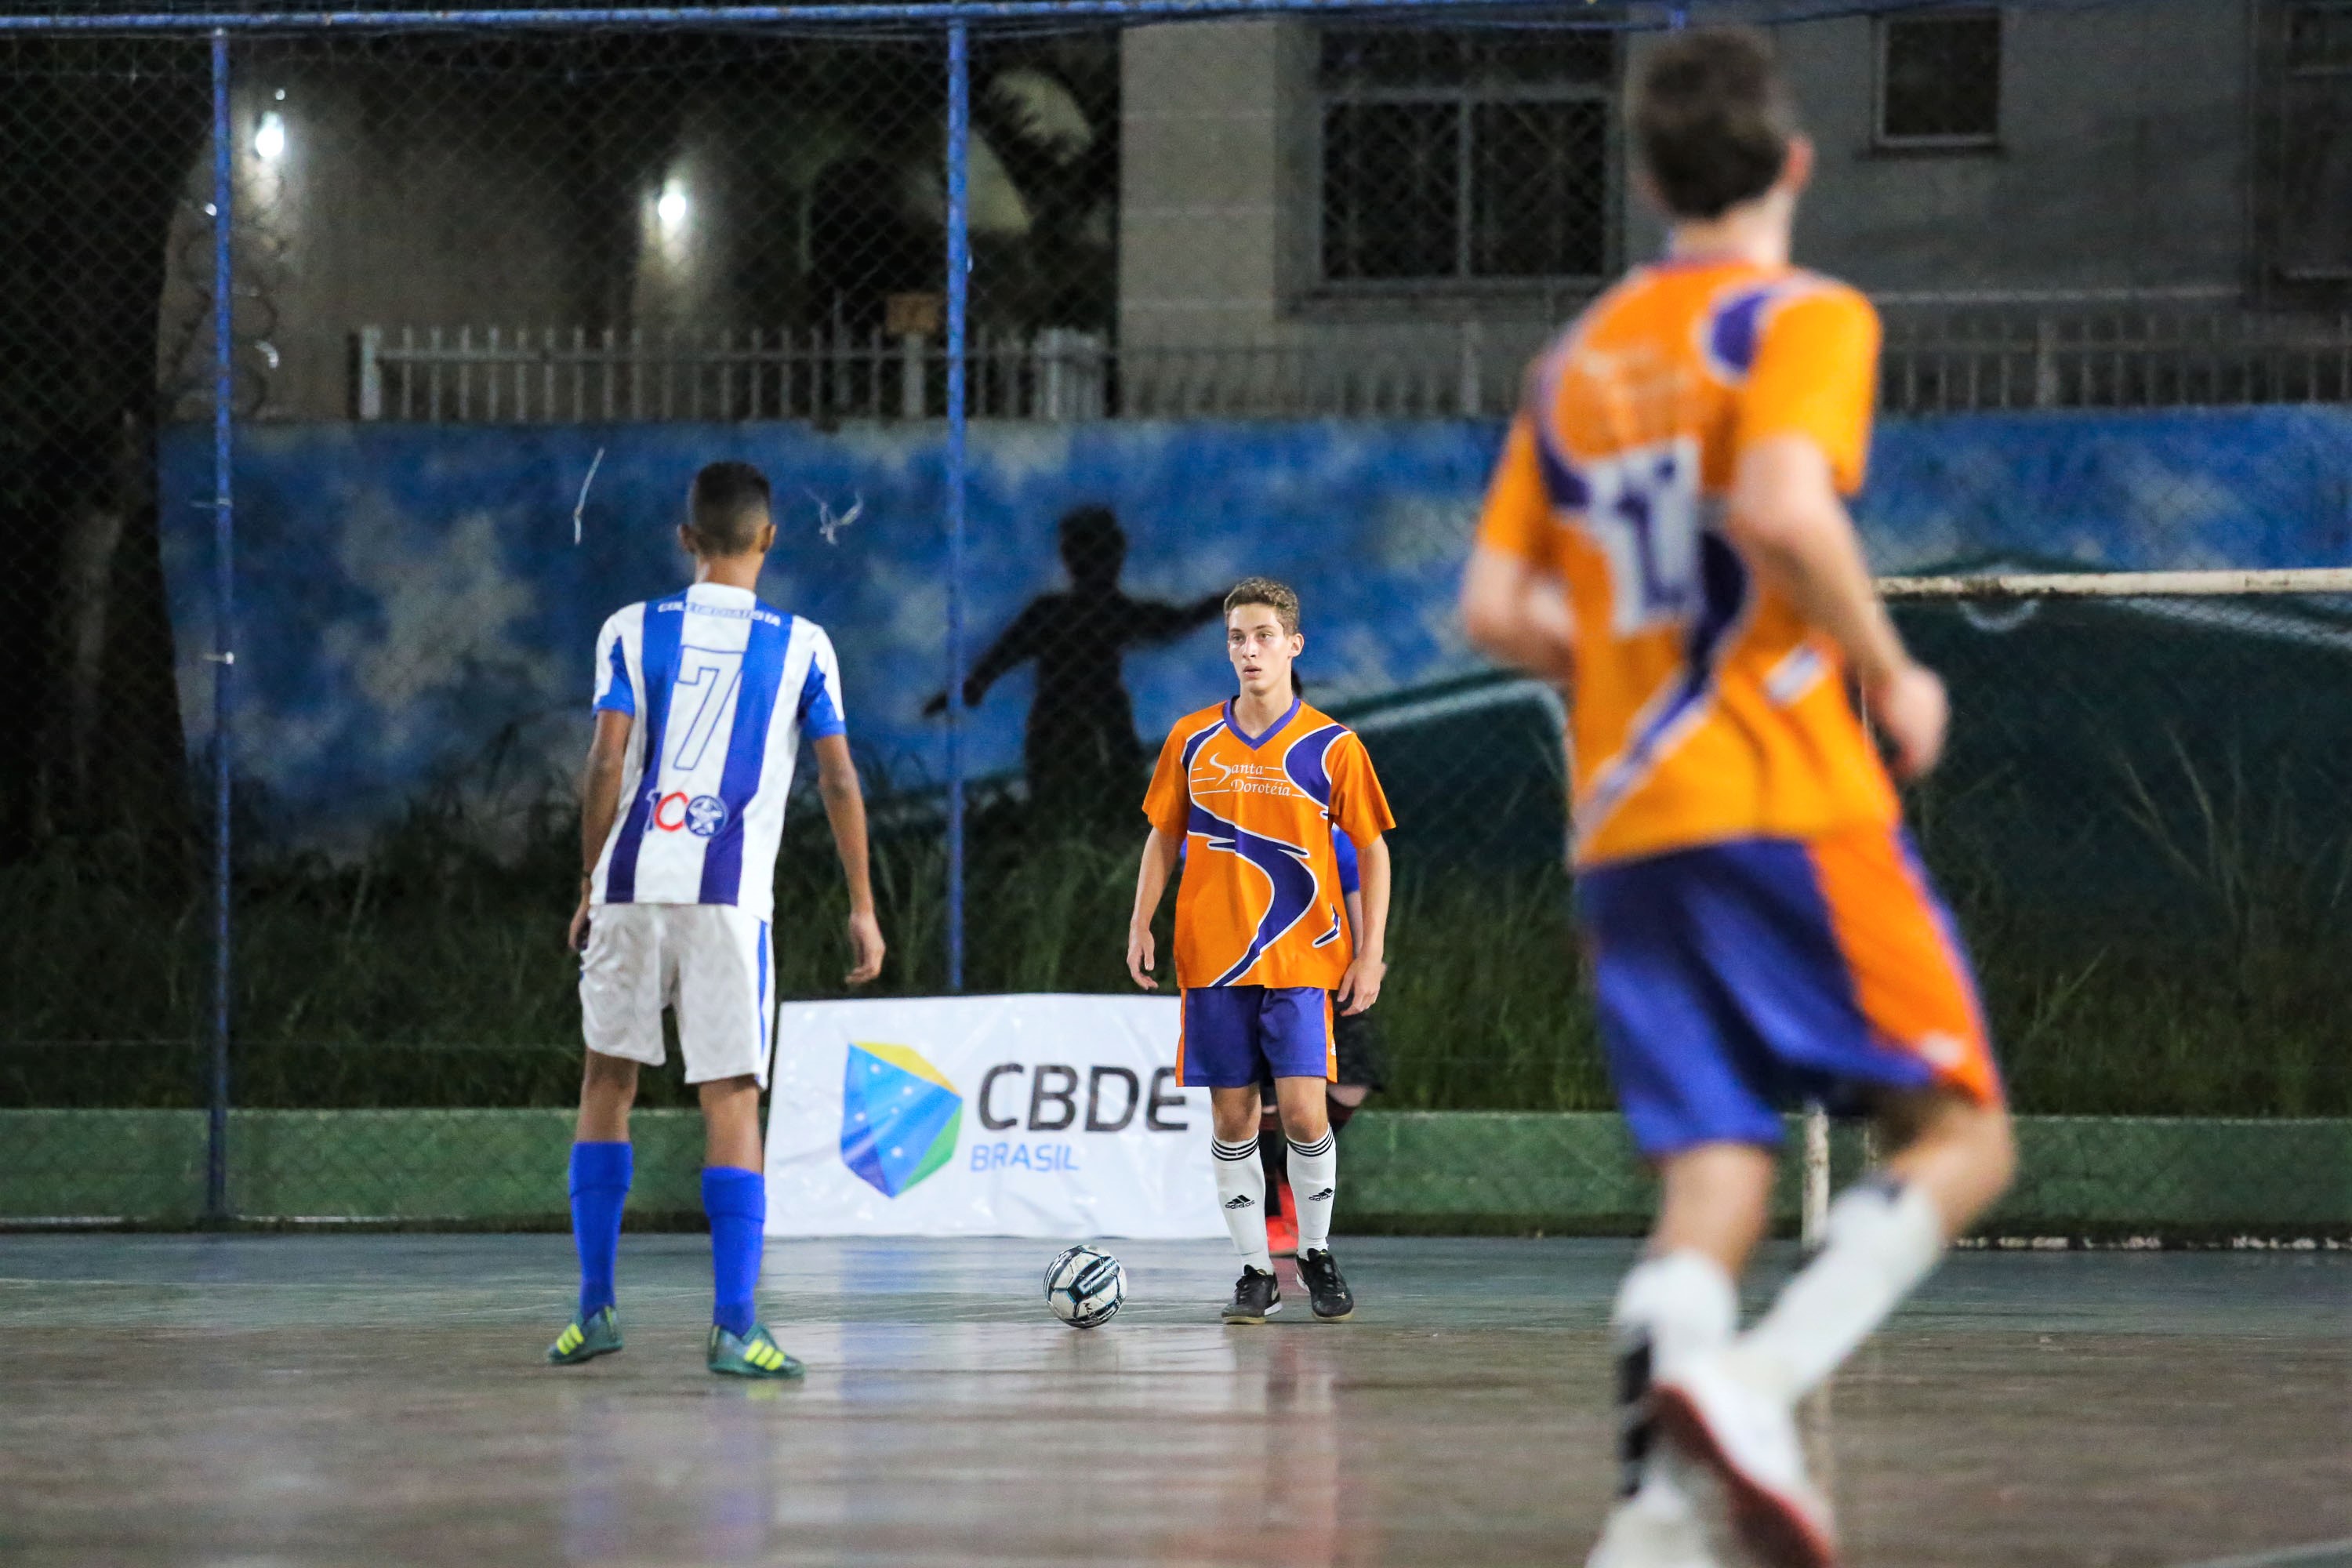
[1042,1243,1126,1328]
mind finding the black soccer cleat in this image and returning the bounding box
[1221,1266,1282,1324]
[1298,1248,1355,1321]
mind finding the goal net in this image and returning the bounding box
[1802,566,2352,1244]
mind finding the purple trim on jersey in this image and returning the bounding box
[1534,429,1590,512]
[695,608,792,906]
[1704,284,1779,381]
[1179,718,1225,778]
[1187,798,1321,988]
[797,652,844,740]
[1280,722,1345,811]
[1223,695,1300,751]
[603,591,688,903]
[595,631,634,715]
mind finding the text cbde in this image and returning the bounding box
[974,1064,1189,1134]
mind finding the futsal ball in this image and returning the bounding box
[1042,1243,1126,1328]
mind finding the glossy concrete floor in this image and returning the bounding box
[0,1234,2345,1568]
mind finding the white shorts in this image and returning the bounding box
[579,903,775,1087]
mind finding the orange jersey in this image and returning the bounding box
[1143,698,1396,990]
[1476,258,1899,868]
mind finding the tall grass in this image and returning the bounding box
[3,766,2344,1116]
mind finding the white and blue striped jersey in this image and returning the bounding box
[586,583,847,921]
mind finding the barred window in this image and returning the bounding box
[1318,27,1615,285]
[1877,10,2003,148]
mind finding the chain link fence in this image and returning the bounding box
[2,0,2348,1236]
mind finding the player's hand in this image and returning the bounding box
[1126,924,1158,991]
[567,887,593,954]
[844,909,885,985]
[1866,660,1949,782]
[1338,951,1385,1015]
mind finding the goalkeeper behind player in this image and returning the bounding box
[1461,30,2014,1568]
[550,461,885,1380]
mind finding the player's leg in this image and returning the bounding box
[678,908,801,1379]
[1260,989,1353,1320]
[1189,986,1282,1315]
[1325,998,1382,1135]
[1257,1064,1298,1259]
[1729,1087,2013,1404]
[1577,849,1787,1566]
[1650,1100,2009,1568]
[1653,829,2009,1568]
[553,905,666,1366]
[1210,1080,1282,1321]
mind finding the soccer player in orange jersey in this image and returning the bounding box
[1460,31,2015,1568]
[1127,578,1396,1325]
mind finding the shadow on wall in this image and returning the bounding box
[154,407,2352,853]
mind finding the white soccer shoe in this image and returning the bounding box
[1583,1482,1722,1568]
[1652,1352,1838,1568]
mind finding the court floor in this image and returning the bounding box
[0,1233,2344,1567]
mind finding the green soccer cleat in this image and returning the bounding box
[707,1323,805,1381]
[546,1305,624,1366]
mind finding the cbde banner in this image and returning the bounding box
[763,994,1225,1239]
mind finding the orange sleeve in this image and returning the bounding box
[1474,414,1556,568]
[1735,288,1882,495]
[1142,723,1193,837]
[1327,733,1396,848]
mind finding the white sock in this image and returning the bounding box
[1740,1175,1944,1400]
[1610,1250,1737,1504]
[1286,1131,1337,1254]
[1212,1138,1273,1274]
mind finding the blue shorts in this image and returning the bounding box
[1577,828,2001,1160]
[1177,986,1335,1088]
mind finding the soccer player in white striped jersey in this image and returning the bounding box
[546,460,885,1380]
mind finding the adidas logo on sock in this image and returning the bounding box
[1224,1195,1255,1210]
[1305,1187,1334,1202]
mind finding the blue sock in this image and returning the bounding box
[569,1141,633,1319]
[702,1167,765,1338]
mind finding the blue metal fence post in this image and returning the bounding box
[205,29,236,1221]
[943,16,971,993]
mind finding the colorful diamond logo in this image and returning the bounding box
[840,1041,962,1199]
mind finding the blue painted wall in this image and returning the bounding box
[155,408,2351,845]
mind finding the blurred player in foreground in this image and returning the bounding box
[550,461,885,1380]
[1127,578,1396,1324]
[1460,31,2015,1568]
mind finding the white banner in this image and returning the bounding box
[762,993,1225,1239]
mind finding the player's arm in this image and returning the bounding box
[1461,546,1574,679]
[812,733,886,985]
[1336,833,1389,1016]
[570,709,633,952]
[1125,827,1181,991]
[1460,416,1574,681]
[1727,443,1942,779]
[1732,289,1944,779]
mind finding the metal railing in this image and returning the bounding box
[355,323,1109,423]
[358,306,2352,423]
[1879,307,2352,414]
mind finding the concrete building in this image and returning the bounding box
[163,5,2349,423]
[1118,2,2349,415]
